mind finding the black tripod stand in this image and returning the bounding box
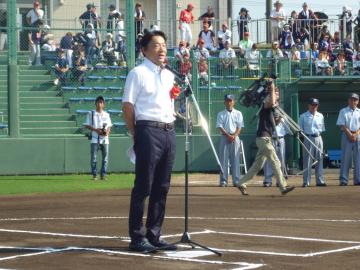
[151,67,223,256]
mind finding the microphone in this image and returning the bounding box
[163,64,186,82]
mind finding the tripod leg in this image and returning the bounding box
[188,240,222,256]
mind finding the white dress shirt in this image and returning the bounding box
[336,106,360,132]
[299,111,325,135]
[123,58,176,123]
[216,109,244,134]
[26,9,44,25]
[85,110,112,144]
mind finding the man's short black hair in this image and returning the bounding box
[95,96,105,104]
[140,30,167,49]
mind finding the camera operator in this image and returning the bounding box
[237,81,295,196]
[84,96,112,181]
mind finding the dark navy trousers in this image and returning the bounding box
[129,124,176,242]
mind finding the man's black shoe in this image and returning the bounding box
[354,182,360,186]
[316,183,327,187]
[149,238,177,251]
[129,238,156,253]
[302,183,309,188]
[339,182,348,186]
[281,186,295,195]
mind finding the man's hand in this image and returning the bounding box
[227,134,235,142]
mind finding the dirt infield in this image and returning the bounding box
[0,171,359,269]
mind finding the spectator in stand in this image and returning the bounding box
[340,6,353,38]
[199,6,215,29]
[353,52,360,75]
[282,35,294,58]
[315,49,332,75]
[237,8,251,42]
[60,32,74,68]
[267,41,284,74]
[331,31,341,50]
[42,39,56,52]
[296,27,310,49]
[54,49,69,86]
[289,44,301,62]
[317,25,331,43]
[297,2,317,35]
[91,4,102,35]
[245,43,260,77]
[289,10,299,39]
[318,33,331,52]
[174,40,190,64]
[73,48,87,85]
[28,19,43,66]
[179,53,192,81]
[354,9,360,48]
[238,32,253,57]
[310,42,319,61]
[279,24,294,50]
[343,34,354,62]
[179,3,194,44]
[194,38,210,63]
[79,3,98,31]
[26,1,44,26]
[0,10,7,51]
[40,25,54,48]
[198,22,216,51]
[270,1,287,41]
[198,58,208,84]
[107,4,122,33]
[219,41,237,72]
[334,51,346,76]
[101,33,116,66]
[217,23,231,51]
[84,23,98,65]
[134,3,146,35]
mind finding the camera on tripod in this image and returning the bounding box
[238,73,277,108]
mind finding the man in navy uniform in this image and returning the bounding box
[336,93,360,186]
[123,31,177,252]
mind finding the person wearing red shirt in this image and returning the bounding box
[179,4,194,44]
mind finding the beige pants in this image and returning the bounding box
[239,137,288,191]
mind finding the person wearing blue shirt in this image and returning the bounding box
[54,49,69,86]
[299,98,326,187]
[216,94,244,187]
[336,93,360,186]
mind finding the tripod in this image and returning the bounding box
[151,69,223,256]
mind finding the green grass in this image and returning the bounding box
[0,174,135,195]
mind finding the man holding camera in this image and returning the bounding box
[84,96,112,181]
[237,81,295,195]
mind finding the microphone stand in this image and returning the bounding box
[150,67,223,256]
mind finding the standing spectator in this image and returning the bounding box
[263,110,289,187]
[84,96,112,181]
[28,19,43,66]
[198,23,215,51]
[73,48,87,85]
[237,8,250,42]
[289,10,299,39]
[216,94,244,187]
[238,32,253,57]
[79,3,98,31]
[340,6,353,38]
[354,9,360,48]
[101,33,116,65]
[297,2,317,40]
[26,1,44,26]
[219,41,237,72]
[0,11,7,51]
[107,4,122,33]
[199,6,215,29]
[317,25,331,43]
[123,31,178,252]
[53,49,69,86]
[134,3,146,35]
[245,43,260,77]
[179,4,194,44]
[193,38,209,63]
[84,23,98,65]
[60,32,74,68]
[336,93,360,186]
[217,23,231,50]
[279,24,294,50]
[343,34,354,62]
[299,98,326,187]
[270,1,286,41]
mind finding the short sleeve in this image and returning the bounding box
[336,109,345,126]
[237,112,244,128]
[85,111,91,126]
[123,69,141,105]
[216,112,223,128]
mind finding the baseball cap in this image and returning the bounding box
[108,4,116,9]
[224,94,235,101]
[308,98,319,105]
[187,3,194,8]
[349,93,359,100]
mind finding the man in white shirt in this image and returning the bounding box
[216,94,244,187]
[270,1,286,41]
[84,96,112,181]
[217,23,231,50]
[336,93,360,186]
[193,38,210,63]
[219,41,237,71]
[198,22,215,51]
[299,98,326,187]
[26,1,44,26]
[123,31,177,252]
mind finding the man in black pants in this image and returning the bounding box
[123,31,177,252]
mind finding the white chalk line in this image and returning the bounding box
[0,216,359,223]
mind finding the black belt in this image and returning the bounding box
[272,136,284,139]
[136,120,174,131]
[305,134,320,137]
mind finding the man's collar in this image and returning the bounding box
[143,58,163,73]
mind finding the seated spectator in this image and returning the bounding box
[198,23,216,51]
[289,44,301,62]
[135,33,143,59]
[279,24,294,50]
[343,34,354,62]
[28,19,43,66]
[282,34,294,58]
[73,48,87,85]
[217,23,231,50]
[315,49,332,75]
[60,32,74,68]
[295,27,310,50]
[334,51,346,76]
[244,43,260,77]
[193,38,210,63]
[353,53,360,75]
[318,33,334,61]
[310,42,319,61]
[317,25,331,42]
[198,58,209,84]
[101,33,116,65]
[238,32,253,57]
[179,53,192,81]
[219,41,237,72]
[54,49,69,86]
[42,39,56,51]
[331,31,341,49]
[267,41,284,75]
[175,40,190,64]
